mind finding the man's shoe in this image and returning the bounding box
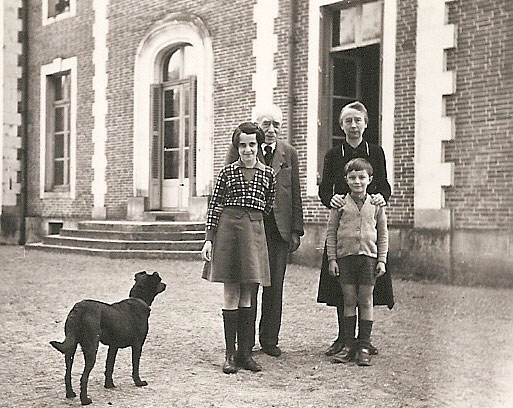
[330,346,355,364]
[325,340,344,356]
[356,347,372,366]
[237,353,262,372]
[261,345,281,357]
[222,353,239,374]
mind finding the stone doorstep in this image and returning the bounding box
[43,235,204,251]
[25,242,202,260]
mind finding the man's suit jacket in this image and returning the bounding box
[225,140,304,242]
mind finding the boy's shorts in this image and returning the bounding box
[337,255,377,285]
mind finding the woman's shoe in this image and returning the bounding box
[325,340,345,356]
[330,345,355,364]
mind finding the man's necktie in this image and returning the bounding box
[264,145,273,166]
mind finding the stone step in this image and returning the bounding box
[77,220,205,232]
[25,242,202,260]
[59,228,205,241]
[144,211,190,221]
[42,235,204,251]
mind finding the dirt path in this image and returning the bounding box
[1,246,511,407]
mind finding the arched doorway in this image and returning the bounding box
[133,14,213,213]
[150,45,197,210]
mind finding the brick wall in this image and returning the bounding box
[105,0,258,217]
[24,0,512,232]
[444,0,513,230]
[26,0,95,218]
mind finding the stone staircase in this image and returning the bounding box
[26,219,206,259]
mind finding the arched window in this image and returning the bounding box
[162,45,197,82]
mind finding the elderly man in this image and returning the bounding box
[225,104,304,357]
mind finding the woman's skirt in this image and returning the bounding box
[202,206,271,286]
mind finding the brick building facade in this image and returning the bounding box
[1,0,512,286]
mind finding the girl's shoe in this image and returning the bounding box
[330,346,355,364]
[223,353,239,374]
[356,347,372,366]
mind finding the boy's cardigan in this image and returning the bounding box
[326,194,388,263]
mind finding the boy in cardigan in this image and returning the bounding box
[326,158,388,366]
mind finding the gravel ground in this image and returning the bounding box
[0,245,511,408]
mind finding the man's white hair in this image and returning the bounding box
[253,104,283,123]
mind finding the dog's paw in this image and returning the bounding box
[134,379,148,387]
[66,390,76,399]
[80,396,92,405]
[104,381,116,389]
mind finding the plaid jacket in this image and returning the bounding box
[206,160,276,239]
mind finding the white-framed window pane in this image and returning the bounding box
[48,0,70,18]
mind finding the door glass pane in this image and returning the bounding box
[183,85,190,115]
[164,150,179,179]
[184,148,189,178]
[184,117,190,147]
[339,8,356,46]
[54,133,64,158]
[333,58,357,97]
[164,120,179,148]
[55,107,64,132]
[54,160,64,185]
[164,89,180,118]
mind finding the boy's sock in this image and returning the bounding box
[343,315,357,349]
[358,320,374,349]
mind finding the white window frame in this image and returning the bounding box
[42,0,76,26]
[40,57,77,199]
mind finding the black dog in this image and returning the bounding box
[50,271,166,405]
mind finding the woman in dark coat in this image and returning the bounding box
[317,101,394,357]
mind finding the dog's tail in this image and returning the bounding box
[50,339,73,354]
[50,302,84,354]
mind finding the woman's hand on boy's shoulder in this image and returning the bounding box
[330,194,347,209]
[370,193,386,207]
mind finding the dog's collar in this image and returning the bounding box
[129,297,151,312]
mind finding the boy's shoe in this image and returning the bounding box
[357,340,378,355]
[330,346,355,364]
[356,347,372,366]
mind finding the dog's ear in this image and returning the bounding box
[134,271,147,281]
[151,271,160,278]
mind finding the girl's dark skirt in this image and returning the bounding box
[202,206,271,286]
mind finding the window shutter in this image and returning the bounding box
[45,77,55,191]
[149,84,162,210]
[188,76,197,193]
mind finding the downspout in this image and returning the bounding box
[19,0,29,244]
[287,0,296,144]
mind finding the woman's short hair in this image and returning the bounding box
[232,122,265,148]
[344,157,374,176]
[339,101,369,124]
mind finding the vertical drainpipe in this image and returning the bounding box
[19,0,29,244]
[287,0,296,144]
